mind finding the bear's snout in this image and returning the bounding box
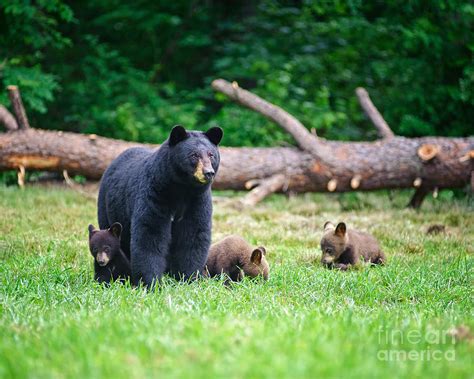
[321,255,335,265]
[96,252,110,266]
[203,168,215,181]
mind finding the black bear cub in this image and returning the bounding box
[88,223,131,283]
[204,235,269,281]
[320,221,386,270]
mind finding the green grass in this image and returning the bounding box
[0,186,473,379]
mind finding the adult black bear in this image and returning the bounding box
[98,125,223,287]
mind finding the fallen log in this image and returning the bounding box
[0,83,472,209]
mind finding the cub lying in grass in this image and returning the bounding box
[320,221,386,270]
[204,235,269,281]
[88,223,131,283]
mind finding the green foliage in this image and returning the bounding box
[0,1,472,145]
[0,187,473,378]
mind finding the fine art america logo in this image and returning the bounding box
[377,327,456,361]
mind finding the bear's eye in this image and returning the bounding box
[208,152,214,158]
[190,152,200,160]
[325,248,333,254]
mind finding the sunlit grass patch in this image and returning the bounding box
[0,186,472,378]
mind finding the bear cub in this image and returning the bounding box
[204,235,269,281]
[320,221,385,270]
[88,223,131,283]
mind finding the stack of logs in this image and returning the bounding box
[0,81,472,208]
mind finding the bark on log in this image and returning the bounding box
[0,128,472,195]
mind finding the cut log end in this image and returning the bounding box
[350,175,362,189]
[459,150,474,163]
[327,179,338,192]
[244,179,261,190]
[418,144,440,162]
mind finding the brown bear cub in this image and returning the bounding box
[204,235,269,281]
[88,223,131,283]
[320,221,386,270]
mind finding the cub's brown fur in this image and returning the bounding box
[204,235,269,281]
[320,221,385,270]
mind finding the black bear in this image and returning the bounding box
[320,221,386,270]
[97,125,223,287]
[88,223,131,283]
[204,235,270,281]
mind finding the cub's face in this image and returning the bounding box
[240,246,269,280]
[168,125,223,186]
[88,223,122,267]
[320,221,348,266]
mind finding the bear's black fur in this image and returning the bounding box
[88,223,131,283]
[97,125,223,287]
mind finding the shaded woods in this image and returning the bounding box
[1,1,472,146]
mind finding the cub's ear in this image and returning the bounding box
[109,222,122,239]
[88,224,96,238]
[257,246,267,255]
[251,248,264,264]
[324,221,335,231]
[205,126,223,145]
[335,222,346,237]
[169,125,188,146]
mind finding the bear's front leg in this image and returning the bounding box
[168,195,212,280]
[130,214,172,288]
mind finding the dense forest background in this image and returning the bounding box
[0,1,472,146]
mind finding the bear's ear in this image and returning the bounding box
[251,248,264,264]
[257,246,267,255]
[335,222,346,237]
[109,222,122,239]
[169,125,188,146]
[324,221,335,231]
[205,126,223,145]
[88,224,96,238]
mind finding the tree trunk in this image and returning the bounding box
[0,128,471,194]
[0,81,472,209]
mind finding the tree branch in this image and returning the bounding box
[0,105,18,131]
[240,174,286,207]
[7,85,30,129]
[356,87,395,139]
[212,79,334,161]
[408,186,431,209]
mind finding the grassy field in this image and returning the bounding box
[0,186,472,379]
